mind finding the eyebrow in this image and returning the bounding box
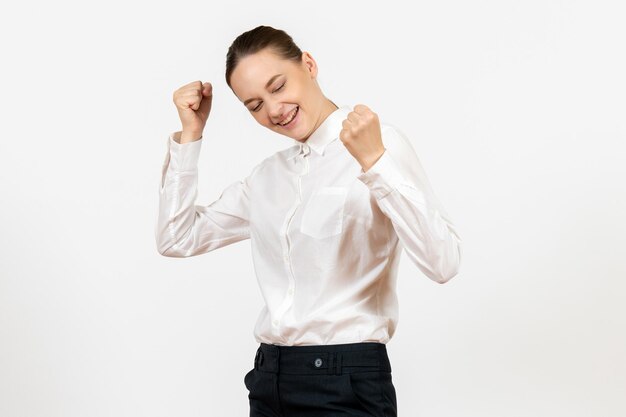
[243,73,283,106]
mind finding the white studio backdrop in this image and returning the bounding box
[1,1,625,416]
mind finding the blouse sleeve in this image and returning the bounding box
[356,125,462,284]
[155,131,258,257]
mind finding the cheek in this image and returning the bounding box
[298,78,316,95]
[256,113,271,127]
[293,84,307,98]
[250,113,262,124]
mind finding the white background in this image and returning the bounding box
[1,1,625,416]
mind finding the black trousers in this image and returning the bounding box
[243,341,398,417]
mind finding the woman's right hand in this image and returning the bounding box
[172,81,213,141]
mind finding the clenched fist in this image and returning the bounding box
[339,104,386,172]
[172,81,213,143]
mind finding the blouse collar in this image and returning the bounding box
[287,104,352,159]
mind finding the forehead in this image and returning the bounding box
[231,49,299,96]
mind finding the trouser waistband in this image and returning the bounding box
[254,341,392,375]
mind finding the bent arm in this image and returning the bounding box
[155,131,255,257]
[357,126,462,284]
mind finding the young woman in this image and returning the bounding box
[156,25,462,417]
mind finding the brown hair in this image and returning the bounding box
[225,25,303,89]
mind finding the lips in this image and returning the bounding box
[278,106,299,126]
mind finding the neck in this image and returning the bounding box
[320,97,339,119]
[295,97,340,143]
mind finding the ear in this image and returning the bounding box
[301,51,318,79]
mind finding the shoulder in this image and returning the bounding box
[379,121,415,151]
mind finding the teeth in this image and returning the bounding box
[279,106,298,126]
[280,108,296,125]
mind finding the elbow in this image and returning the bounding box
[155,232,186,258]
[157,246,177,257]
[156,242,179,257]
[435,268,459,284]
[409,240,463,284]
[422,261,460,284]
[434,239,462,284]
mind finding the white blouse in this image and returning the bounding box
[155,104,462,346]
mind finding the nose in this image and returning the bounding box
[268,102,286,124]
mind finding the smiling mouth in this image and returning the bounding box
[278,106,299,126]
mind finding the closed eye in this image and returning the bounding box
[252,83,286,112]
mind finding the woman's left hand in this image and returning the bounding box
[339,104,386,172]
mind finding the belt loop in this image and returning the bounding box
[275,346,280,374]
[336,352,343,375]
[327,352,335,375]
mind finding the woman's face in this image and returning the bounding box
[230,48,326,142]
